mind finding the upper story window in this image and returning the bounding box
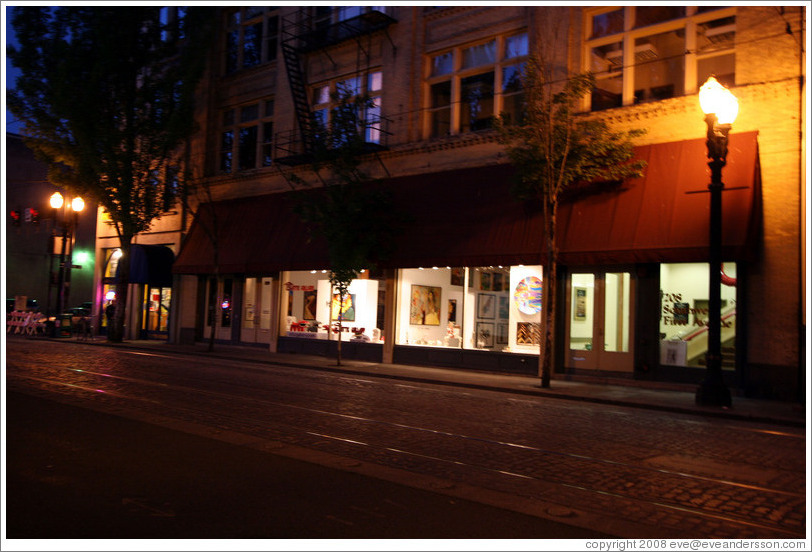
[220,99,275,173]
[426,31,528,138]
[586,6,735,111]
[225,7,279,75]
[310,71,384,145]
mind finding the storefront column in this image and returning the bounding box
[267,273,283,353]
[382,268,398,364]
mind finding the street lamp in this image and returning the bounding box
[47,191,85,335]
[696,76,737,407]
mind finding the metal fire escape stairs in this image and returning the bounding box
[275,7,397,169]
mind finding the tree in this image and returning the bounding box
[7,6,215,342]
[496,54,646,388]
[290,87,399,366]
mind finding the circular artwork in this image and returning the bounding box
[514,276,542,315]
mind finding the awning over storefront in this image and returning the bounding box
[557,131,760,265]
[173,131,760,274]
[128,244,175,286]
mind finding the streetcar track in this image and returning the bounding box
[9,366,804,501]
[7,347,805,537]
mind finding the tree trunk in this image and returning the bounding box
[539,201,558,388]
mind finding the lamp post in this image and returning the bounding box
[696,76,737,407]
[48,191,84,334]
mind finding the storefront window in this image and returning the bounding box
[659,262,737,369]
[281,270,385,343]
[396,265,543,352]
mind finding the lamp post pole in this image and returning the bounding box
[48,192,84,336]
[696,76,736,408]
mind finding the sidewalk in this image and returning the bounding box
[33,335,808,428]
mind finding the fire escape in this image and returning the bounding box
[275,7,397,166]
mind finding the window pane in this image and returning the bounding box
[226,30,239,73]
[365,98,381,143]
[430,81,451,108]
[604,272,630,353]
[262,122,274,166]
[220,131,233,172]
[368,71,382,92]
[243,23,263,68]
[505,33,528,59]
[460,72,494,131]
[697,16,735,53]
[337,76,361,97]
[591,9,624,38]
[570,274,594,351]
[223,109,235,126]
[502,62,524,93]
[462,40,496,69]
[266,16,279,61]
[633,31,684,103]
[431,52,454,76]
[238,126,258,169]
[634,6,685,28]
[313,85,330,105]
[590,42,623,111]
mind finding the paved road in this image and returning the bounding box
[5,338,807,539]
[5,390,605,540]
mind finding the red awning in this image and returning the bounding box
[173,132,760,274]
[557,131,760,265]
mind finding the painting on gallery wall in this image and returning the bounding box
[303,290,317,320]
[410,285,442,325]
[516,322,541,345]
[331,293,356,322]
[476,322,494,348]
[477,293,496,319]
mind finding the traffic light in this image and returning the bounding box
[10,209,21,226]
[28,208,40,224]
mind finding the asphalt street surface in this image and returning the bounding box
[6,390,605,540]
[4,337,808,542]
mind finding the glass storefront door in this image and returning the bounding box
[142,286,171,338]
[205,277,234,341]
[566,270,634,373]
[241,276,274,343]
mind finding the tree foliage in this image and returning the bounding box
[496,55,647,387]
[290,88,400,365]
[8,6,216,341]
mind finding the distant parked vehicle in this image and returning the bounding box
[6,298,39,313]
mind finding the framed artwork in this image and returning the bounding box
[492,272,503,292]
[331,293,356,322]
[496,322,508,345]
[514,276,542,315]
[303,290,317,320]
[450,268,464,286]
[480,272,491,291]
[476,322,494,348]
[498,295,509,319]
[410,285,442,325]
[477,293,496,319]
[516,322,541,345]
[574,287,587,321]
[448,299,457,323]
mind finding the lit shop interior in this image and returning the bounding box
[282,266,544,352]
[658,262,737,368]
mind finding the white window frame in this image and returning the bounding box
[583,6,736,111]
[424,31,528,139]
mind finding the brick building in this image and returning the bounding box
[93,6,806,401]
